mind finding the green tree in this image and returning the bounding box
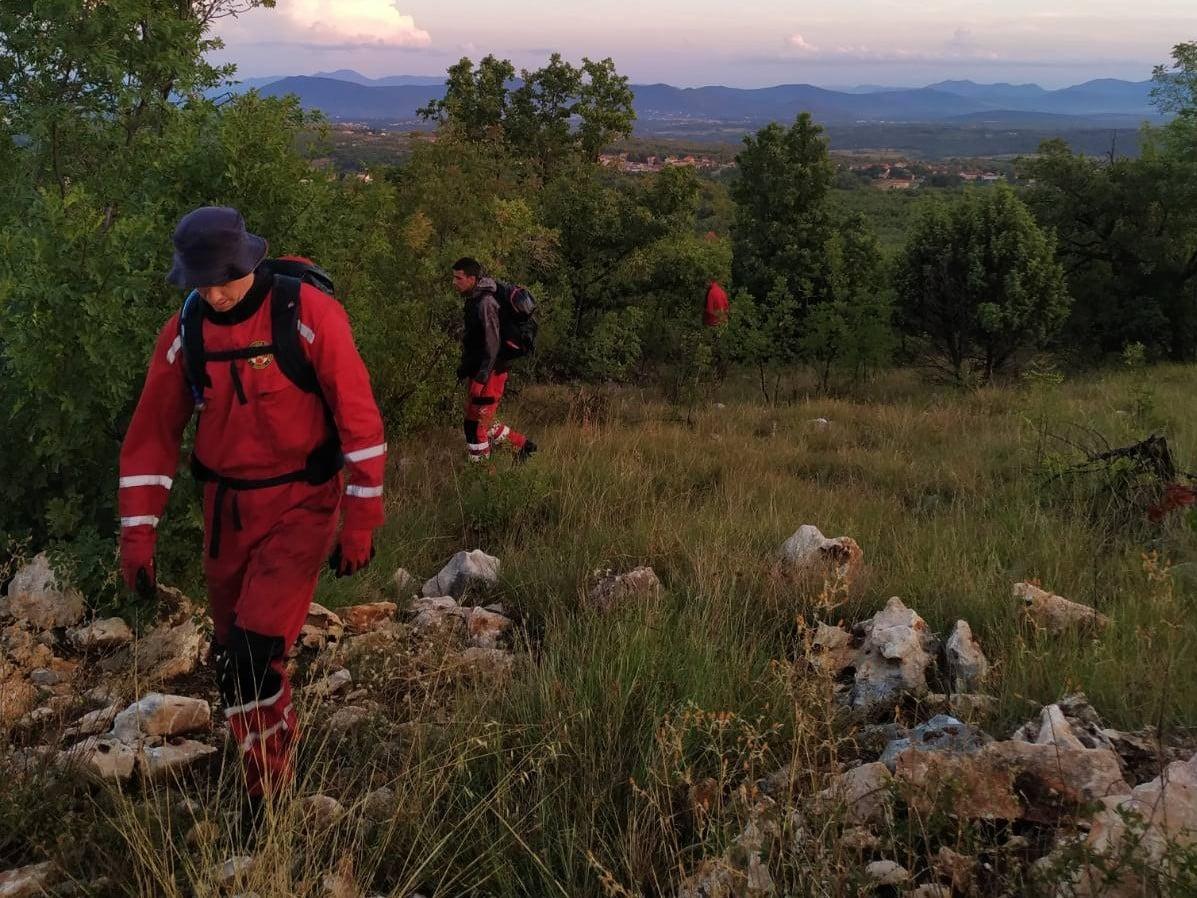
[731,113,836,306]
[1154,41,1197,164]
[730,113,892,387]
[420,53,635,170]
[1023,137,1197,361]
[798,215,894,391]
[416,55,515,142]
[895,186,1070,383]
[0,0,383,596]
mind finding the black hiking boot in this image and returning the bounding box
[515,440,538,464]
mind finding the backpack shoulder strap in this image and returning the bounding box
[178,290,209,404]
[270,275,321,395]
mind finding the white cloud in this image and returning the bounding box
[779,27,1002,64]
[787,33,818,53]
[229,0,431,49]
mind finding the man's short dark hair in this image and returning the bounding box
[453,257,483,279]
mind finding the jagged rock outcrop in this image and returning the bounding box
[943,620,989,691]
[1015,582,1111,635]
[848,597,938,714]
[779,525,863,582]
[421,550,500,599]
[586,566,662,613]
[0,553,85,630]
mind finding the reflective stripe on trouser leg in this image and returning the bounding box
[215,627,297,798]
[224,657,297,797]
[464,419,490,462]
[487,421,527,452]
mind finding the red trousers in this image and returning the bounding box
[464,372,526,461]
[204,477,341,797]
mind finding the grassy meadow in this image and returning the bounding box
[6,364,1197,896]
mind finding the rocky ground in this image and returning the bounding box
[2,526,1196,897]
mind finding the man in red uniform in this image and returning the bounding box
[704,280,729,327]
[453,257,537,463]
[118,207,386,806]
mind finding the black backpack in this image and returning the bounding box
[178,257,335,408]
[495,282,538,360]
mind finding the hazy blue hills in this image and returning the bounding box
[225,70,1161,128]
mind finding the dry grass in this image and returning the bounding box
[4,365,1197,896]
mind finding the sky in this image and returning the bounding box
[211,0,1197,88]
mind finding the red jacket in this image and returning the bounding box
[119,276,386,535]
[704,281,729,327]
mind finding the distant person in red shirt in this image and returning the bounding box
[704,281,729,327]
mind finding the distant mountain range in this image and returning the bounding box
[223,70,1162,129]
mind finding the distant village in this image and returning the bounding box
[598,150,1009,188]
[320,124,1013,189]
[598,152,736,174]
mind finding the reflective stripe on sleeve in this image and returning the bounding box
[346,485,383,499]
[297,320,316,344]
[119,475,174,490]
[166,335,183,365]
[344,443,387,463]
[120,516,160,528]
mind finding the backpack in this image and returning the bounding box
[177,257,343,559]
[178,257,335,408]
[495,282,538,360]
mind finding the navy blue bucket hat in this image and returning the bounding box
[167,206,268,289]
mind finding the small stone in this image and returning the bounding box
[308,668,353,698]
[28,667,60,688]
[808,622,855,677]
[0,861,59,897]
[1010,693,1115,752]
[841,827,881,852]
[1015,582,1111,635]
[101,619,204,683]
[865,860,910,886]
[83,685,121,707]
[391,568,417,596]
[819,762,893,825]
[895,739,1130,821]
[1,553,85,630]
[585,566,662,613]
[362,786,397,822]
[467,607,513,649]
[302,794,345,828]
[111,694,211,742]
[301,603,345,650]
[341,602,398,634]
[934,846,975,893]
[68,617,134,651]
[66,704,121,737]
[944,620,989,691]
[61,737,137,782]
[421,550,501,600]
[880,715,992,770]
[807,417,831,431]
[139,738,218,781]
[779,525,863,582]
[327,706,370,734]
[0,670,38,727]
[215,856,256,888]
[410,596,467,635]
[457,647,515,681]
